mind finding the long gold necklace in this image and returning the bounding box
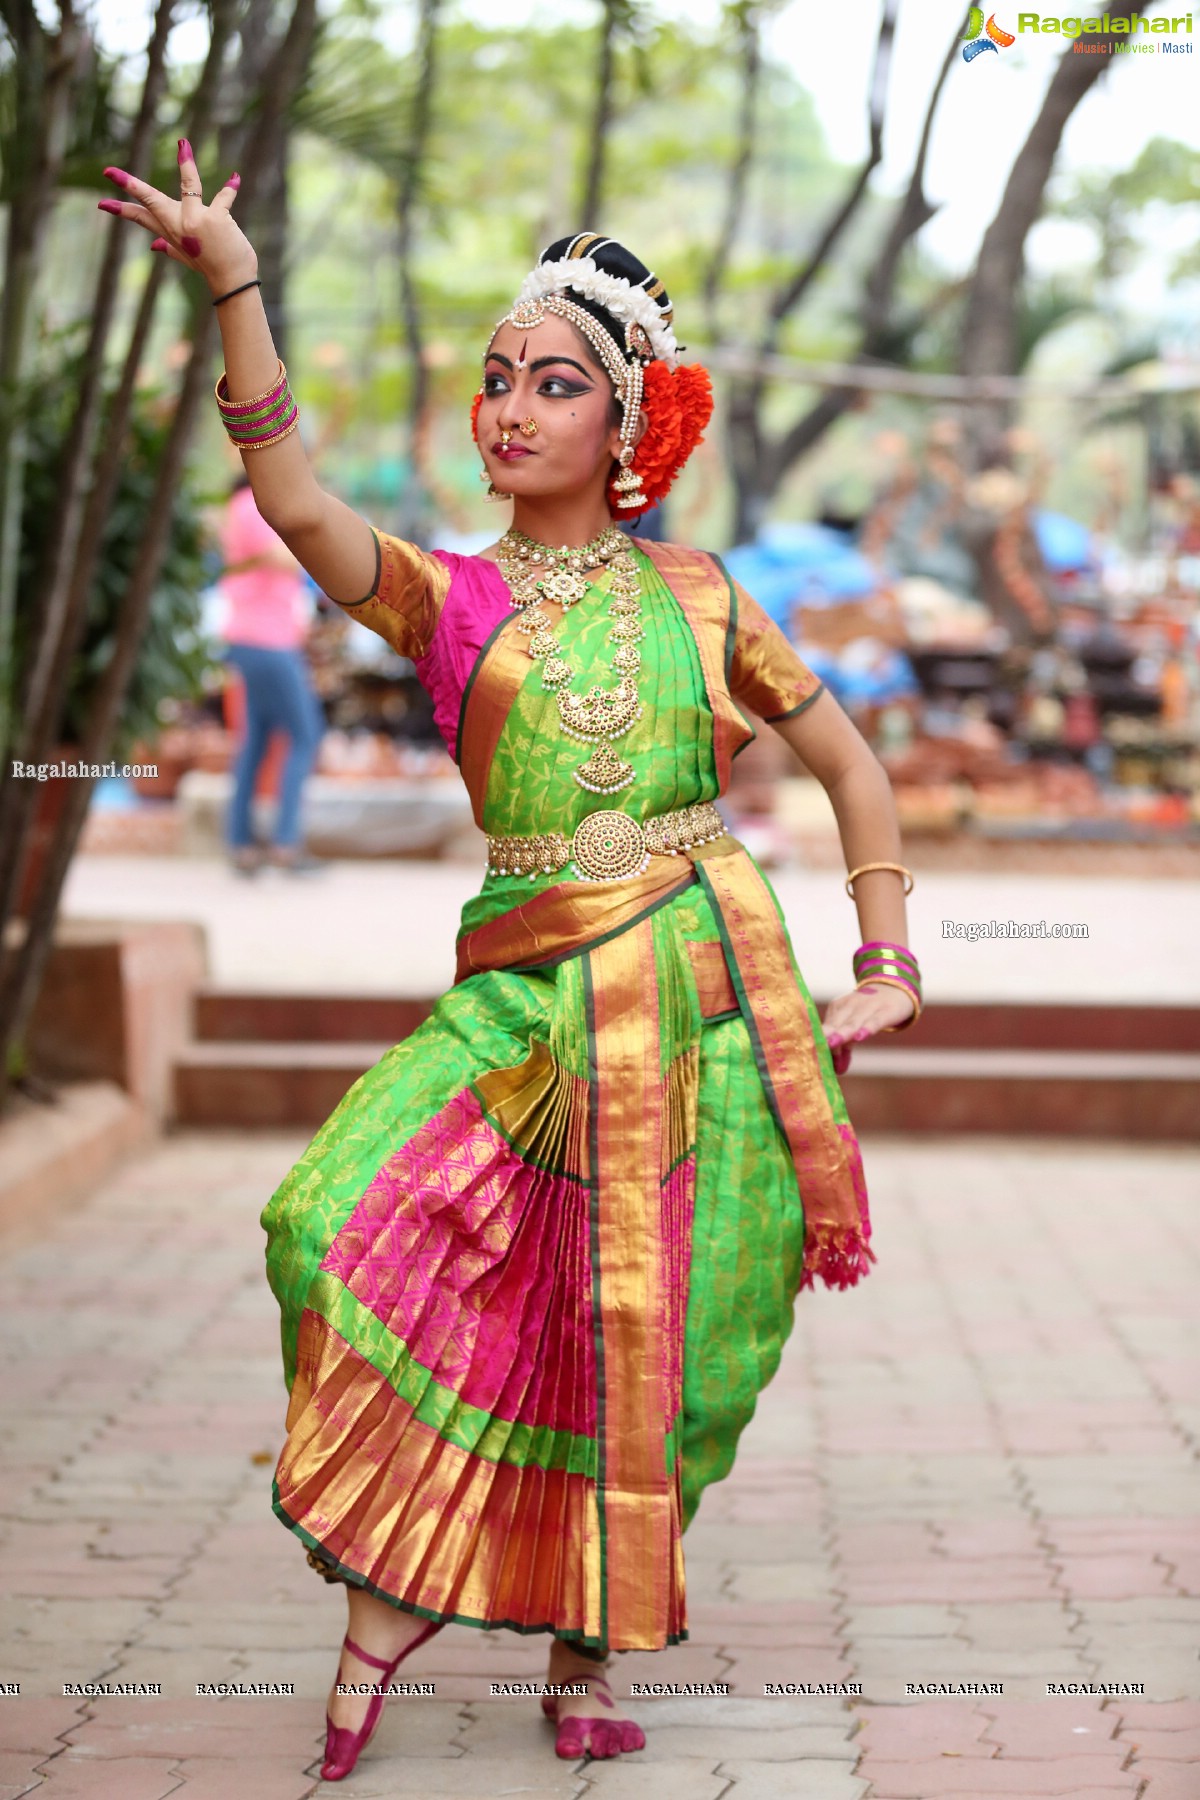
[497,524,646,795]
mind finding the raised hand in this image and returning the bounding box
[97,139,257,298]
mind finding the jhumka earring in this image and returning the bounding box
[519,418,539,438]
[611,446,646,511]
[478,467,506,503]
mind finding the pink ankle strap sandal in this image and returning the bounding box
[541,1669,647,1760]
[321,1618,444,1782]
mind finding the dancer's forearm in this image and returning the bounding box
[824,761,910,949]
[772,693,911,948]
[214,286,316,520]
[212,288,375,602]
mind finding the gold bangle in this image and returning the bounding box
[845,861,914,898]
[856,975,921,1029]
[214,359,287,412]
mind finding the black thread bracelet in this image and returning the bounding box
[212,278,262,308]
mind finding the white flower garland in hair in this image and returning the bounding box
[514,257,679,368]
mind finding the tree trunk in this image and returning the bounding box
[702,2,762,336]
[395,0,442,542]
[725,0,898,543]
[0,0,89,750]
[723,8,957,540]
[15,0,177,767]
[0,0,318,1111]
[959,2,1150,468]
[579,0,623,224]
[0,0,234,953]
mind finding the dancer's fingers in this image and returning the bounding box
[177,138,204,258]
[210,172,242,214]
[149,236,191,265]
[97,199,156,232]
[103,166,174,225]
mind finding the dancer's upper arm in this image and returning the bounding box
[271,489,449,658]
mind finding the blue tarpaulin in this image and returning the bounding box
[1033,509,1095,574]
[723,523,878,627]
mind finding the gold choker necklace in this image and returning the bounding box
[497,525,646,796]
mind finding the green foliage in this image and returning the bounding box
[17,337,217,759]
[1051,136,1200,284]
[290,5,831,301]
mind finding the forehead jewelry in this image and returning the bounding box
[519,418,538,438]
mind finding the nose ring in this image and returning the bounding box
[499,428,513,448]
[519,418,538,438]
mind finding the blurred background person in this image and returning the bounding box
[216,473,325,874]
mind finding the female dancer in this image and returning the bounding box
[98,146,921,1778]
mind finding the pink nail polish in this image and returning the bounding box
[97,199,123,215]
[854,1028,869,1042]
[150,238,167,252]
[178,138,193,164]
[182,235,202,257]
[103,166,129,187]
[228,172,241,189]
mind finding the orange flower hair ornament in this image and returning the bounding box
[469,357,713,520]
[616,358,713,518]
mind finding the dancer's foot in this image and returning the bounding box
[543,1640,646,1760]
[325,1608,435,1734]
[230,845,263,877]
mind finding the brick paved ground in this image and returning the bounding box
[1,1130,1196,1798]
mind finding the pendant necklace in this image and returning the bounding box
[496,524,646,795]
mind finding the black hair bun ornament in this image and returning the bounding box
[522,231,679,368]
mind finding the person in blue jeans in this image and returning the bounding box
[217,476,326,874]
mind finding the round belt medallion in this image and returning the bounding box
[571,810,648,882]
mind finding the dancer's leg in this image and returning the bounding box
[325,1588,437,1733]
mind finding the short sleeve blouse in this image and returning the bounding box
[331,529,452,660]
[726,577,825,723]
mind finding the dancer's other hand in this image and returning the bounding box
[97,139,256,297]
[823,980,916,1074]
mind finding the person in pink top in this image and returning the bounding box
[218,475,325,873]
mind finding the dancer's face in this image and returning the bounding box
[478,316,626,503]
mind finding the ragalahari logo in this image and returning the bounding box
[962,9,1016,59]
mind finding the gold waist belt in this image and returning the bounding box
[486,801,727,884]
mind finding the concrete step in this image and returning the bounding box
[173,1040,391,1128]
[194,989,431,1044]
[193,989,1200,1053]
[842,1048,1200,1140]
[172,1036,1200,1141]
[894,1003,1200,1054]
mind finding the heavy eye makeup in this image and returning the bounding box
[483,355,594,399]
